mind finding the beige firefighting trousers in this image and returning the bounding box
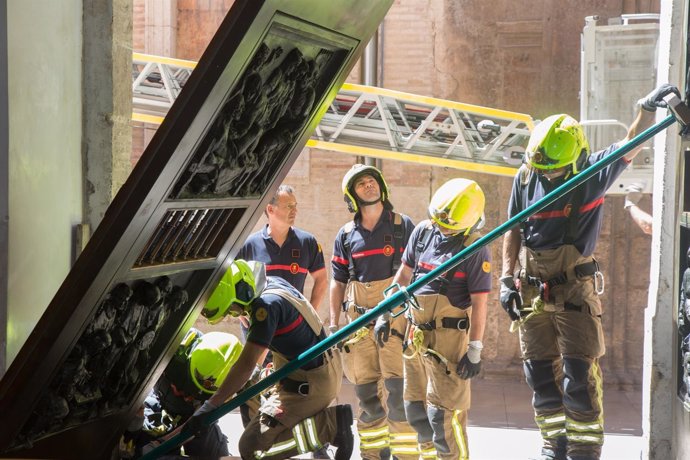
[239,289,343,459]
[518,244,605,459]
[404,293,471,460]
[342,277,418,459]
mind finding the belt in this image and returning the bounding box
[415,317,469,331]
[526,260,600,302]
[343,302,369,315]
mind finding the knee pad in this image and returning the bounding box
[355,382,386,423]
[562,356,595,413]
[404,400,433,442]
[427,404,451,455]
[524,359,562,411]
[384,378,406,422]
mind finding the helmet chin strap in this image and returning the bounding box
[357,197,381,207]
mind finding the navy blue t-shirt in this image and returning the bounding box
[246,277,323,369]
[238,225,325,293]
[508,145,629,256]
[402,220,492,308]
[332,211,415,283]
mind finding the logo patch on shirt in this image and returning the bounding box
[290,262,300,274]
[383,245,394,257]
[317,243,322,253]
[482,261,491,273]
[255,307,268,322]
[292,249,300,258]
[563,203,572,218]
[384,234,393,243]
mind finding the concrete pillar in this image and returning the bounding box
[82,0,133,233]
[643,0,688,458]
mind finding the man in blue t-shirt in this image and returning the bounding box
[500,84,680,460]
[187,260,354,460]
[238,185,326,308]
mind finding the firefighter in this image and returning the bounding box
[237,184,328,454]
[238,184,327,307]
[500,83,680,460]
[389,178,491,459]
[329,164,418,460]
[123,328,241,459]
[188,259,353,460]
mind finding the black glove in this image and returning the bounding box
[638,83,681,112]
[499,276,522,321]
[182,399,216,435]
[374,313,391,347]
[457,340,482,380]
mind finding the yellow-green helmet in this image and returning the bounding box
[189,332,242,394]
[428,178,485,234]
[525,114,590,173]
[342,164,391,213]
[202,259,266,324]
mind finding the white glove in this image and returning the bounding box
[624,182,645,209]
[466,340,483,364]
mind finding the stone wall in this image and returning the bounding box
[132,0,660,387]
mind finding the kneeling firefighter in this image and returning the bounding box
[122,328,241,459]
[188,259,354,460]
[389,178,491,459]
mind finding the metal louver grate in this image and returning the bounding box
[135,208,246,267]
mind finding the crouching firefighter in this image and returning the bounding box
[186,259,353,460]
[500,83,679,460]
[122,328,240,459]
[390,178,491,460]
[330,164,418,459]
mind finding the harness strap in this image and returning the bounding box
[413,223,481,296]
[392,212,404,273]
[525,260,599,302]
[344,212,405,282]
[414,317,470,331]
[343,221,356,282]
[564,183,585,244]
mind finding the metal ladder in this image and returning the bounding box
[132,52,652,189]
[132,52,533,177]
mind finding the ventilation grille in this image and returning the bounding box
[135,208,245,267]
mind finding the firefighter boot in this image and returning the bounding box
[333,404,354,460]
[531,436,567,460]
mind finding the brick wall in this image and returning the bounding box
[133,0,660,387]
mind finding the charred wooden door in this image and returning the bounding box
[0,0,392,458]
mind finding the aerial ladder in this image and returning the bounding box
[132,46,653,191]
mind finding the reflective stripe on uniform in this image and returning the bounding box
[566,418,604,445]
[292,423,309,453]
[304,417,323,450]
[359,425,390,451]
[420,445,438,458]
[390,432,419,456]
[451,410,469,459]
[254,438,297,458]
[536,412,566,439]
[568,433,604,444]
